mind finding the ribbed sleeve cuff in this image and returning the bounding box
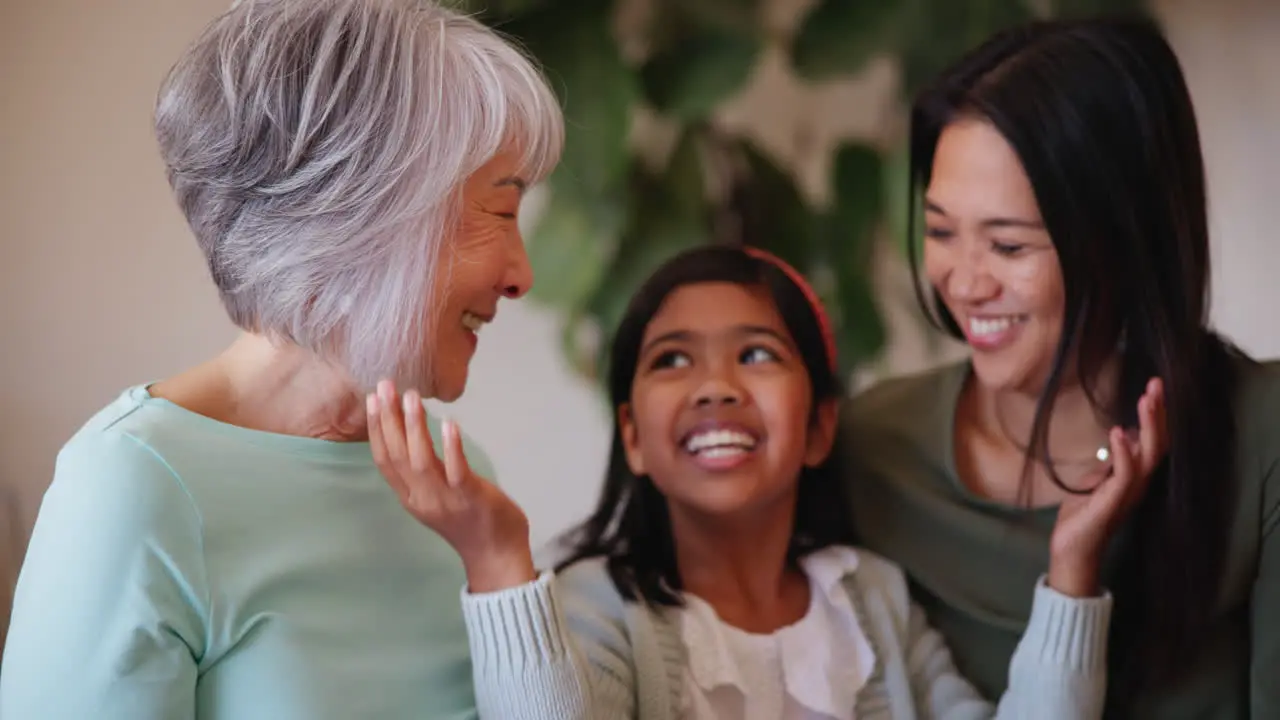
[461,571,571,674]
[1021,575,1113,673]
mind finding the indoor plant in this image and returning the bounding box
[455,0,1147,385]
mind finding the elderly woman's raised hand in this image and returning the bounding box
[368,380,537,593]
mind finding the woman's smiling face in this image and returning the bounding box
[924,117,1067,395]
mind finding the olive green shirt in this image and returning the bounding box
[841,358,1280,719]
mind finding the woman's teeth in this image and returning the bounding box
[462,312,486,332]
[684,429,757,454]
[968,315,1025,337]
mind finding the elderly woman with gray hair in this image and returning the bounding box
[0,1,562,718]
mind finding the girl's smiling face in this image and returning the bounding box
[618,281,838,522]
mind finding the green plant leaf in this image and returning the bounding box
[830,144,883,250]
[640,29,762,121]
[832,269,887,374]
[525,177,627,310]
[500,1,636,192]
[537,131,712,385]
[897,0,1034,101]
[588,134,710,347]
[822,143,887,371]
[736,143,817,271]
[881,139,917,258]
[675,0,761,35]
[662,125,708,214]
[791,0,905,82]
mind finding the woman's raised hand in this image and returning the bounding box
[1047,377,1167,597]
[367,380,536,593]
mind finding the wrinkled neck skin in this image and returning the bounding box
[668,490,808,630]
[150,332,370,441]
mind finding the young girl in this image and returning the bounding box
[368,245,1161,719]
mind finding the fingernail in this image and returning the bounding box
[442,416,458,439]
[378,380,394,403]
[366,393,378,414]
[403,391,417,414]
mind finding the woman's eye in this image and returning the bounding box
[740,346,778,365]
[651,350,690,370]
[925,227,953,241]
[992,241,1025,256]
[489,211,517,220]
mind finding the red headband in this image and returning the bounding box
[742,246,838,374]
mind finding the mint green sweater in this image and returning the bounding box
[0,386,489,720]
[460,550,1113,719]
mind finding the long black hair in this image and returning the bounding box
[555,245,855,606]
[906,15,1252,694]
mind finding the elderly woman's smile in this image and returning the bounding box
[427,149,536,401]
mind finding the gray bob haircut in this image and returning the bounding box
[154,0,563,389]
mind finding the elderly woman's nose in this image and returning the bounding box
[502,234,534,299]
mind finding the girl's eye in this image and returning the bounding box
[991,241,1025,256]
[924,227,954,241]
[740,346,779,365]
[651,350,690,370]
[489,211,517,220]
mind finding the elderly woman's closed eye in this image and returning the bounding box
[0,1,563,719]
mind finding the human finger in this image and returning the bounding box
[1109,425,1150,514]
[1151,378,1167,466]
[402,389,438,477]
[441,418,472,489]
[376,380,410,471]
[1136,378,1164,476]
[368,391,408,501]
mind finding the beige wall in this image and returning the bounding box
[1,0,1277,651]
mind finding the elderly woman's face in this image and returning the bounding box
[429,149,533,401]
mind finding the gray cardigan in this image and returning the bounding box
[460,547,1112,719]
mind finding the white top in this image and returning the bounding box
[678,546,875,719]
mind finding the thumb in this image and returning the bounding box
[441,418,472,489]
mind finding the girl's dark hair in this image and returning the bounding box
[555,245,854,606]
[906,15,1253,697]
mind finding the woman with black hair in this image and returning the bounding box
[842,15,1280,718]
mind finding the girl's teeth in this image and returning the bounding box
[685,430,757,453]
[462,312,484,332]
[699,447,747,460]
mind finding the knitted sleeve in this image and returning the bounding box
[460,560,639,719]
[906,576,1112,720]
